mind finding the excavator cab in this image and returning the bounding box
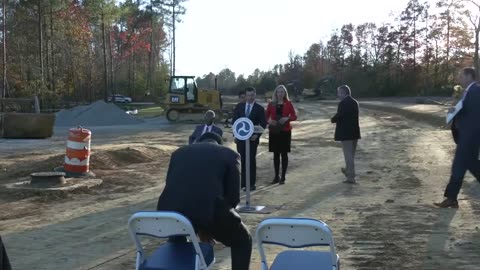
[167,76,198,105]
[165,76,222,122]
[314,76,336,99]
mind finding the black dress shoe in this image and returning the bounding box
[434,198,459,208]
[251,186,256,191]
[271,176,280,184]
[279,178,285,185]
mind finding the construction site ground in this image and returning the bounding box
[1,98,480,270]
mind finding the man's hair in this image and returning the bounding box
[338,85,351,96]
[238,90,246,97]
[245,87,256,93]
[205,110,215,118]
[463,67,476,80]
[197,132,223,145]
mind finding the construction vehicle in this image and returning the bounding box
[301,76,336,100]
[287,80,303,102]
[264,80,302,102]
[313,76,336,99]
[165,76,223,122]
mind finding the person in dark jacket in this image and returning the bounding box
[156,132,252,270]
[435,67,480,208]
[1,236,12,270]
[233,87,267,191]
[331,85,361,184]
[188,110,223,144]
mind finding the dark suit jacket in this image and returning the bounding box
[188,124,223,145]
[233,102,267,142]
[454,82,480,143]
[331,95,361,141]
[156,142,241,228]
[0,236,11,270]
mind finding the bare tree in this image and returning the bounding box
[2,0,6,98]
[38,0,44,86]
[464,0,480,77]
[101,5,108,102]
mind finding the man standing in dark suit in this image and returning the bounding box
[1,236,12,270]
[233,87,267,191]
[435,67,480,208]
[188,110,223,144]
[156,132,251,270]
[331,85,361,184]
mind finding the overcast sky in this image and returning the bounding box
[171,0,437,77]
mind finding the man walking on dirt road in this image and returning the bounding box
[331,85,361,184]
[156,132,252,270]
[435,67,480,208]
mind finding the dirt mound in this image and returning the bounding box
[90,147,156,170]
[4,147,172,178]
[55,100,143,127]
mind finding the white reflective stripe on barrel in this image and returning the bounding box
[67,140,91,150]
[64,156,90,166]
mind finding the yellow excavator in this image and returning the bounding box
[164,75,223,122]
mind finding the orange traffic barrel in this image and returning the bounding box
[64,127,92,174]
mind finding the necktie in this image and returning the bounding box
[246,104,251,117]
[202,125,210,135]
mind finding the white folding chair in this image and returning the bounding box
[128,211,215,270]
[255,217,340,270]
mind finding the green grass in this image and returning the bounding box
[136,106,165,118]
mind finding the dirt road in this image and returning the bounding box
[1,101,480,270]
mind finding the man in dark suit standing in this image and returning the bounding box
[1,236,12,270]
[331,85,361,184]
[156,132,251,270]
[435,67,480,208]
[188,110,223,144]
[233,87,267,191]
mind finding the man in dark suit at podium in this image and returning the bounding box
[233,87,267,191]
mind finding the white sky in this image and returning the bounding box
[172,0,437,77]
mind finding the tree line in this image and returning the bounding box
[0,0,478,104]
[0,0,187,104]
[198,0,479,97]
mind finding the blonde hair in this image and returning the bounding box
[271,85,290,104]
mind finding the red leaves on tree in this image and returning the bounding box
[56,2,92,46]
[110,16,153,61]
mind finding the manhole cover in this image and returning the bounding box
[30,172,66,187]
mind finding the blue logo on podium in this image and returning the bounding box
[232,117,254,140]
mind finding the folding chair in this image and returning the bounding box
[128,211,215,270]
[255,217,340,270]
